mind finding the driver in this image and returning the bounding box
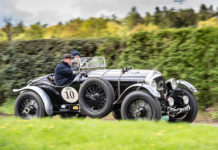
[54,53,78,86]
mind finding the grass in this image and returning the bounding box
[0,98,15,115]
[0,99,218,150]
[0,117,218,150]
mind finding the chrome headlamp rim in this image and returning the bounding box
[149,79,157,90]
[167,78,178,90]
[145,70,162,90]
[171,78,178,90]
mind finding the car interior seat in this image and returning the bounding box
[48,74,57,85]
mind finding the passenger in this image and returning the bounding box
[71,50,80,70]
[54,53,78,86]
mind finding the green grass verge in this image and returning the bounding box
[0,98,15,115]
[0,117,218,150]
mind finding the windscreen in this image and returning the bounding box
[79,57,106,69]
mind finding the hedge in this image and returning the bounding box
[0,27,217,108]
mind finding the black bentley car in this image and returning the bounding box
[13,57,198,122]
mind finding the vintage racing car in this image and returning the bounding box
[13,57,198,122]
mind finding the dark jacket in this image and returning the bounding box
[54,61,75,86]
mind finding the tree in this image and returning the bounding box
[58,21,63,26]
[26,22,44,39]
[125,6,143,29]
[2,18,13,41]
[198,4,215,21]
[163,8,197,28]
[111,14,120,24]
[78,17,108,38]
[153,7,162,26]
[144,12,152,25]
[176,9,197,27]
[13,21,25,36]
[103,21,123,37]
[174,9,197,27]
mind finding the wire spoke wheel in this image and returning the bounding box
[18,96,39,119]
[84,83,106,112]
[121,91,161,120]
[15,91,45,119]
[79,78,115,118]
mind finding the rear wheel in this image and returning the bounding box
[14,91,45,119]
[121,91,161,120]
[79,78,115,118]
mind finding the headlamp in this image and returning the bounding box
[150,79,157,90]
[183,95,189,105]
[167,97,174,106]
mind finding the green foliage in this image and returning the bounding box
[198,17,218,28]
[119,27,218,108]
[13,21,25,36]
[25,23,44,40]
[125,6,143,29]
[151,7,198,28]
[2,20,13,41]
[168,9,197,28]
[198,4,216,21]
[95,37,124,68]
[0,117,218,150]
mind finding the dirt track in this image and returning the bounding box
[0,112,13,117]
[0,112,217,125]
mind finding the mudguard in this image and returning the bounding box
[13,86,53,116]
[177,80,197,93]
[114,83,160,104]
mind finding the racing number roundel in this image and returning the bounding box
[61,87,78,103]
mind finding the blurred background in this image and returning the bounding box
[0,0,218,121]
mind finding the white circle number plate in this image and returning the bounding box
[61,87,78,103]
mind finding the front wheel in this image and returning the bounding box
[169,87,198,123]
[14,91,45,119]
[121,91,161,120]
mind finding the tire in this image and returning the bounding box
[14,91,45,119]
[169,87,198,123]
[121,91,161,120]
[79,78,115,118]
